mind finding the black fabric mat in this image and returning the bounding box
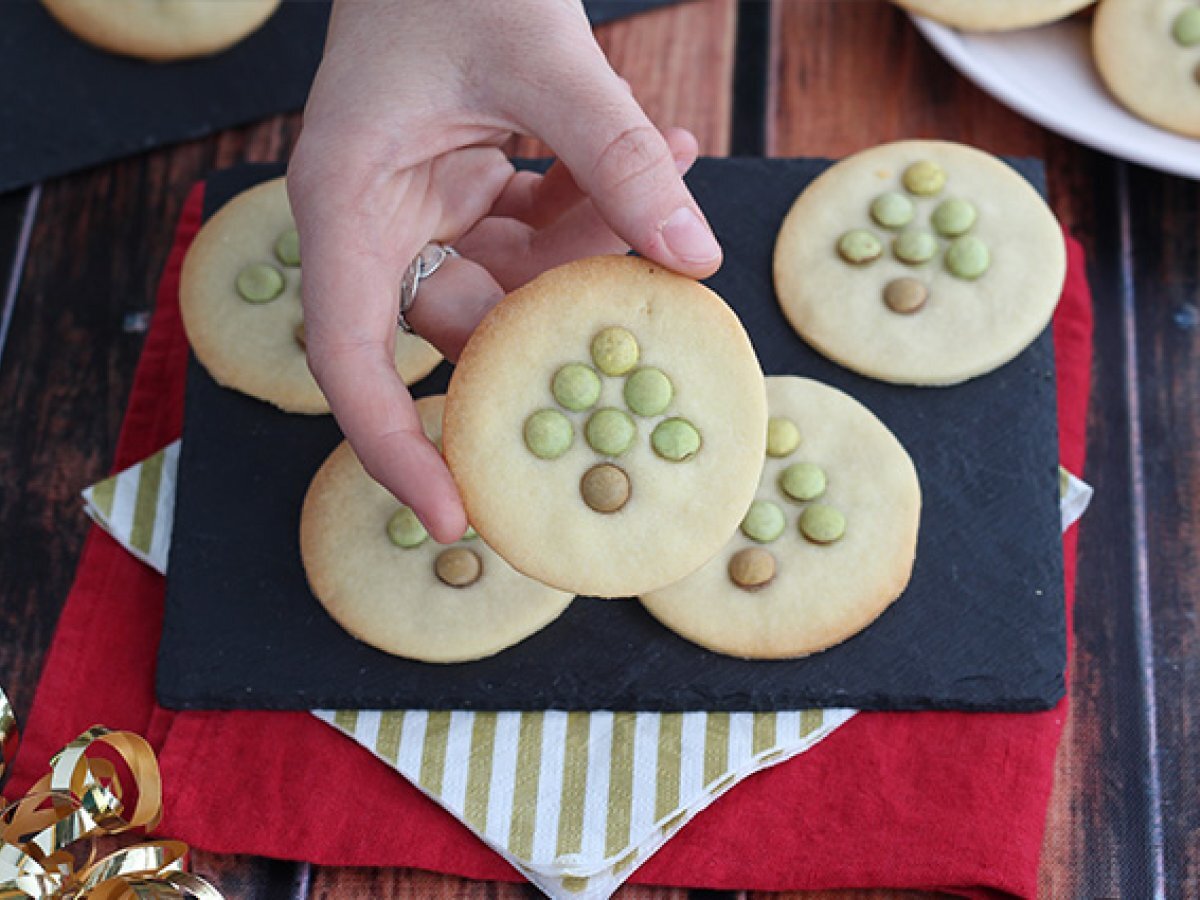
[157,157,1066,712]
[0,0,683,194]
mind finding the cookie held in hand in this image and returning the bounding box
[640,376,921,660]
[444,255,768,598]
[774,140,1066,386]
[301,395,574,664]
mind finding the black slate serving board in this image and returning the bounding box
[158,157,1066,712]
[0,0,682,194]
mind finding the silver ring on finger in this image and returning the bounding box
[398,242,459,334]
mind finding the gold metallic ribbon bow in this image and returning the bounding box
[0,686,223,899]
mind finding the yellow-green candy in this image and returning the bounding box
[1172,8,1200,46]
[870,192,915,230]
[624,367,673,417]
[591,326,640,376]
[740,500,786,543]
[462,525,478,541]
[552,363,601,412]
[838,229,883,265]
[274,227,301,266]
[586,407,636,456]
[945,236,991,280]
[236,262,284,303]
[524,408,573,459]
[387,506,427,548]
[779,462,826,502]
[766,417,800,458]
[799,504,845,544]
[651,417,701,462]
[893,229,937,265]
[931,199,977,237]
[902,160,947,197]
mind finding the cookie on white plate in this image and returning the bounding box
[180,177,441,414]
[301,395,575,664]
[774,140,1066,386]
[41,0,281,61]
[890,0,1096,31]
[640,376,921,660]
[1094,0,1200,139]
[443,255,768,599]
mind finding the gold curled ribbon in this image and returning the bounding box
[0,686,224,900]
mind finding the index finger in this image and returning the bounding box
[286,145,511,542]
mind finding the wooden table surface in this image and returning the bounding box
[1,2,1196,897]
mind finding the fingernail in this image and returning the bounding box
[662,207,721,265]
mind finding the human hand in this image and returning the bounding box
[287,0,721,543]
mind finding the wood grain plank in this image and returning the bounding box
[512,0,737,158]
[0,114,305,900]
[767,3,1153,897]
[1127,164,1200,898]
[187,851,301,900]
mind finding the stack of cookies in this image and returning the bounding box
[179,139,1067,665]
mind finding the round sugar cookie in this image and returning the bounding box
[774,140,1066,386]
[890,0,1095,30]
[301,396,574,664]
[40,0,281,61]
[640,377,921,660]
[1094,0,1200,139]
[443,255,768,599]
[180,177,441,414]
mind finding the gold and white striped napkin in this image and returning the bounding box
[82,443,1091,899]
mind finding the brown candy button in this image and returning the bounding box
[883,277,928,314]
[435,547,483,588]
[728,547,776,590]
[580,463,631,514]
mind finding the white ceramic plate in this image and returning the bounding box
[912,15,1200,180]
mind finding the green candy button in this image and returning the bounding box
[552,363,602,412]
[236,262,285,303]
[779,462,826,502]
[740,500,786,544]
[1173,8,1200,46]
[274,227,301,266]
[902,160,947,197]
[893,229,938,266]
[838,229,883,265]
[591,327,640,376]
[766,417,800,458]
[651,417,701,462]
[945,236,991,280]
[586,407,636,456]
[524,409,573,459]
[931,199,977,237]
[624,367,673,417]
[799,504,846,544]
[870,192,916,230]
[387,507,428,548]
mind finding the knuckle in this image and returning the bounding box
[590,125,674,195]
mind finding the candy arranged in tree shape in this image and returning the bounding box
[835,158,990,315]
[521,326,702,515]
[386,504,485,588]
[727,415,846,591]
[1172,5,1200,84]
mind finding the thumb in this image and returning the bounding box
[516,57,721,277]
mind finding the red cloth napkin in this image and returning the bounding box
[9,182,1092,900]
